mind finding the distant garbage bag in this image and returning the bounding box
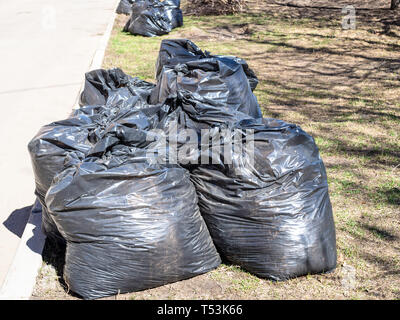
[45,145,221,299]
[116,0,135,15]
[123,0,183,37]
[163,0,184,28]
[189,118,337,280]
[150,41,262,121]
[155,39,259,91]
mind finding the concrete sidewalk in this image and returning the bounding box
[0,0,117,289]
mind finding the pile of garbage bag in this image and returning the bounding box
[123,0,183,37]
[28,39,336,299]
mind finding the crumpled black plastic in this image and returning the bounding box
[28,68,157,241]
[188,118,337,280]
[116,0,135,15]
[79,68,154,107]
[46,145,220,300]
[155,39,259,91]
[150,41,262,121]
[123,0,183,37]
[27,116,93,242]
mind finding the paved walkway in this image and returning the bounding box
[0,0,117,288]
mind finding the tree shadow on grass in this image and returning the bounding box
[381,187,400,205]
[361,224,398,242]
[259,0,400,35]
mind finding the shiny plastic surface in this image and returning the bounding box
[116,0,134,15]
[155,39,259,91]
[28,68,156,241]
[79,68,154,107]
[46,146,220,300]
[151,41,262,119]
[123,0,183,37]
[189,118,337,280]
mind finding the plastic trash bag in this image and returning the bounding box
[155,39,259,91]
[150,41,262,120]
[28,68,156,241]
[116,0,135,15]
[28,103,165,241]
[79,68,155,107]
[123,0,183,37]
[28,116,95,241]
[163,0,184,29]
[45,145,221,299]
[189,118,337,280]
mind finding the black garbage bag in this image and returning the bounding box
[163,0,183,29]
[45,145,221,299]
[28,102,171,241]
[116,0,135,15]
[123,0,183,37]
[216,55,259,92]
[154,91,254,135]
[79,68,155,107]
[150,46,262,120]
[188,118,337,280]
[155,39,259,91]
[28,116,95,241]
[28,68,158,241]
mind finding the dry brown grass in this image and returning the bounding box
[185,0,246,16]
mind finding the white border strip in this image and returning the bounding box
[0,0,120,300]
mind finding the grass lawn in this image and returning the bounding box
[32,0,400,300]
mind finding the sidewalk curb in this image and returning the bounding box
[0,0,119,300]
[73,0,118,109]
[0,201,45,300]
